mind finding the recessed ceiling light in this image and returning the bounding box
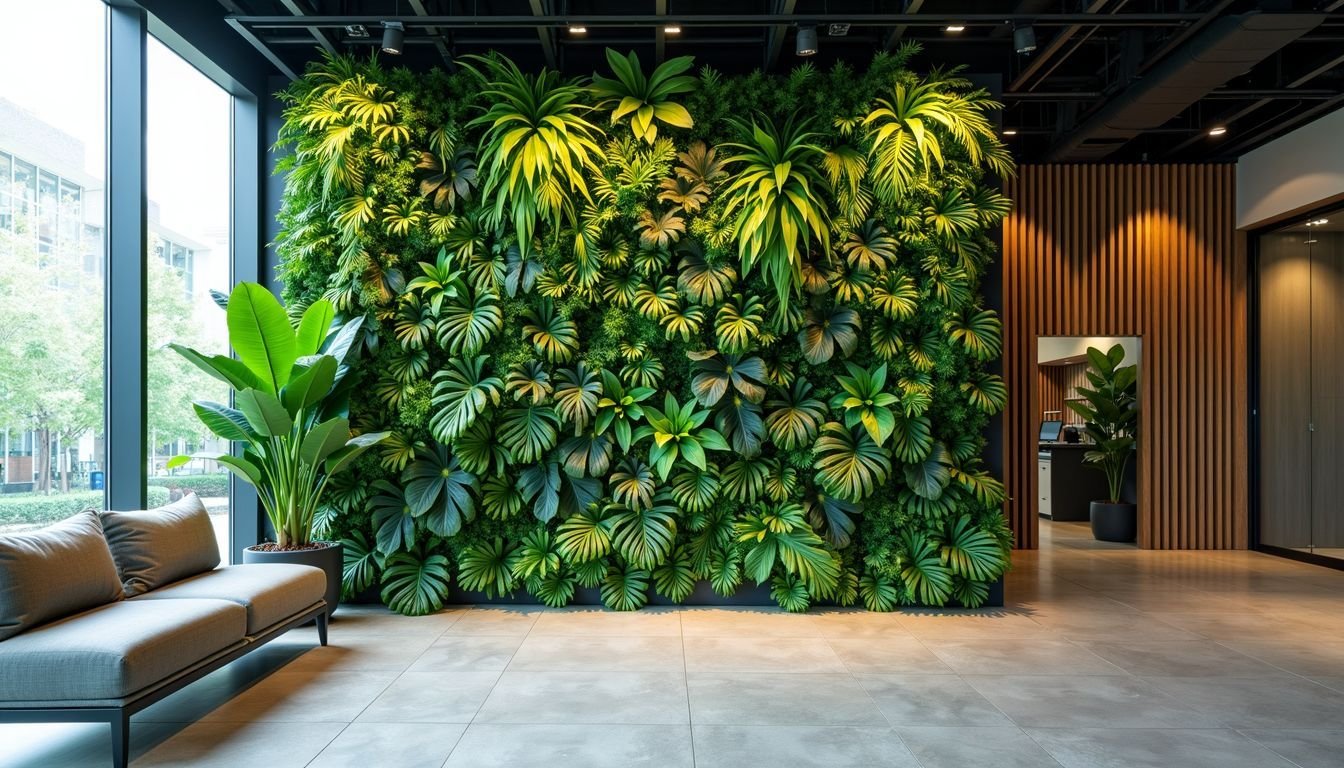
[1317,218,1329,225]
[945,24,966,32]
[568,25,587,34]
[1003,128,1018,136]
[664,25,681,34]
[1208,126,1227,136]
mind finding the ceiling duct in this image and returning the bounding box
[1048,12,1325,161]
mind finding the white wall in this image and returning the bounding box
[1237,106,1344,230]
[1038,336,1141,368]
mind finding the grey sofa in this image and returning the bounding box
[0,496,328,768]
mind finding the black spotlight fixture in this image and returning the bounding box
[796,25,818,56]
[1014,24,1037,54]
[381,21,405,55]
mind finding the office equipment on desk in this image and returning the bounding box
[1039,419,1063,442]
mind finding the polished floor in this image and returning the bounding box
[5,521,1344,768]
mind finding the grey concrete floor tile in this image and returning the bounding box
[1081,640,1291,678]
[679,607,823,637]
[894,611,1055,640]
[895,725,1064,768]
[1241,729,1344,768]
[963,675,1219,729]
[0,722,180,768]
[809,609,915,639]
[927,639,1126,676]
[473,669,690,724]
[403,634,525,674]
[858,674,1013,727]
[1143,675,1344,729]
[263,634,438,673]
[692,725,920,768]
[1025,727,1299,768]
[529,606,682,636]
[444,723,694,767]
[1025,612,1203,642]
[683,636,847,674]
[308,722,466,768]
[440,606,543,636]
[509,633,686,672]
[199,669,400,723]
[135,721,346,768]
[1217,639,1344,678]
[687,672,887,726]
[355,669,501,723]
[827,636,954,674]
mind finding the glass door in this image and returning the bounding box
[1258,207,1344,560]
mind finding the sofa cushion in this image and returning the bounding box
[101,494,220,596]
[0,510,124,641]
[0,598,245,701]
[134,563,325,635]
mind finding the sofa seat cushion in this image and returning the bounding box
[134,564,325,635]
[101,494,221,596]
[0,598,245,702]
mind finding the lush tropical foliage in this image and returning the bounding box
[1065,344,1138,503]
[274,45,1013,614]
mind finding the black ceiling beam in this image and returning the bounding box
[529,0,558,69]
[408,0,454,67]
[763,0,797,72]
[276,0,337,57]
[882,0,925,51]
[1002,88,1340,101]
[229,13,1210,30]
[1008,0,1109,93]
[655,0,668,64]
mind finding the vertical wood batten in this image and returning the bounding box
[1001,164,1246,550]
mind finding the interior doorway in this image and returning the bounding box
[1036,336,1141,549]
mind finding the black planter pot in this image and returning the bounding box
[1090,501,1137,543]
[243,541,343,620]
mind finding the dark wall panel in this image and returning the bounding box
[1003,164,1247,550]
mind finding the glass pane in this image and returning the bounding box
[0,0,107,523]
[146,36,232,562]
[1308,208,1344,560]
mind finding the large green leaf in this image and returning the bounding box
[500,404,560,464]
[191,401,256,442]
[403,445,479,537]
[941,515,1008,582]
[813,422,892,502]
[371,480,417,555]
[429,356,503,441]
[380,547,453,616]
[300,417,351,467]
[295,299,335,357]
[281,355,338,416]
[608,493,677,569]
[235,389,294,437]
[798,306,860,365]
[226,282,298,395]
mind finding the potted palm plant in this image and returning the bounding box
[1065,344,1139,542]
[169,282,388,617]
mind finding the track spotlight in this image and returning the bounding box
[1207,126,1227,137]
[380,21,404,55]
[1014,25,1037,54]
[796,25,818,56]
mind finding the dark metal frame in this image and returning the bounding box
[0,605,327,768]
[1247,201,1344,574]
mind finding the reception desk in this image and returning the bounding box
[1037,443,1113,521]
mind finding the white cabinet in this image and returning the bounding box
[1038,457,1052,519]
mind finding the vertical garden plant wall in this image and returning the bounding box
[273,45,1015,615]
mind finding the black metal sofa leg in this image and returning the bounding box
[110,710,129,768]
[316,611,329,646]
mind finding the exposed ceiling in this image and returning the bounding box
[217,0,1344,162]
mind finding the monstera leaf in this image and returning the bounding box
[341,530,383,599]
[608,492,678,569]
[671,465,721,513]
[871,273,918,320]
[652,546,696,603]
[690,350,767,407]
[903,441,953,500]
[764,379,826,450]
[798,306,860,365]
[500,404,561,464]
[720,454,770,503]
[553,362,603,431]
[677,245,737,305]
[454,417,510,477]
[714,394,766,457]
[403,445,479,537]
[556,505,616,563]
[457,538,518,598]
[941,515,1008,582]
[506,360,552,403]
[736,502,839,594]
[559,431,614,477]
[601,561,650,611]
[370,480,418,556]
[841,219,897,271]
[380,545,453,616]
[511,527,562,583]
[715,293,765,353]
[804,491,861,549]
[429,355,503,442]
[889,413,934,464]
[417,145,478,211]
[813,422,892,502]
[945,309,1002,360]
[961,372,1008,413]
[437,289,503,355]
[522,298,579,363]
[898,530,953,606]
[610,457,658,511]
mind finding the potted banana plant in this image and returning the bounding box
[1065,344,1139,542]
[169,282,388,617]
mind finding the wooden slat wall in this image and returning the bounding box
[1038,364,1089,426]
[1002,164,1248,550]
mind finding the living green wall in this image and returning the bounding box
[274,45,1015,615]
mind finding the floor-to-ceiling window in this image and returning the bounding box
[146,34,233,560]
[0,0,107,529]
[1258,205,1344,563]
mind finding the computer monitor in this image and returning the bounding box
[1039,420,1063,442]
